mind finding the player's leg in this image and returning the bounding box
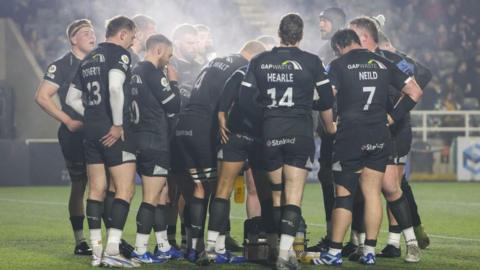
[104,162,136,256]
[275,136,314,269]
[131,172,164,264]
[314,167,360,266]
[382,163,420,262]
[358,167,384,264]
[401,173,429,249]
[245,168,261,218]
[206,161,243,255]
[85,163,108,266]
[154,181,184,260]
[58,126,92,255]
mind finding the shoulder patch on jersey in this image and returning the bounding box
[48,65,56,73]
[161,77,169,87]
[121,54,130,64]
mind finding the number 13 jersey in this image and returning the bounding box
[72,42,132,138]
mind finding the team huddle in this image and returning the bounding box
[35,8,432,270]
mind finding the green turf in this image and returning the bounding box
[0,182,479,270]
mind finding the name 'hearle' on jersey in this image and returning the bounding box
[267,72,294,83]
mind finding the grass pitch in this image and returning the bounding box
[0,182,479,270]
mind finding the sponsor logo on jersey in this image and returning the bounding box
[266,137,296,147]
[281,60,303,70]
[347,60,386,70]
[361,143,385,151]
[367,59,387,70]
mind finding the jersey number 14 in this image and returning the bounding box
[267,87,294,108]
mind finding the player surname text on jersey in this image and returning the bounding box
[267,72,294,83]
[359,71,378,80]
[82,66,100,77]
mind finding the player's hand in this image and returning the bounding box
[387,114,395,126]
[101,125,123,148]
[65,118,83,132]
[219,125,230,144]
[167,64,179,82]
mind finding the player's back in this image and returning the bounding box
[130,61,168,135]
[185,54,247,116]
[247,47,326,137]
[330,48,398,126]
[77,42,131,137]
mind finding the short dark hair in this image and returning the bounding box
[132,14,156,32]
[172,23,197,41]
[349,16,379,43]
[105,15,136,38]
[278,13,303,46]
[330,29,361,54]
[146,34,172,50]
[66,19,93,39]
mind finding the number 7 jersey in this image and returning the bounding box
[72,42,132,137]
[328,48,410,126]
[241,47,333,138]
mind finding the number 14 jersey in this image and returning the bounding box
[241,47,333,138]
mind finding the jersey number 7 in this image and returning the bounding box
[363,86,376,111]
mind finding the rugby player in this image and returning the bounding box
[203,41,267,264]
[128,34,182,264]
[242,13,336,270]
[66,15,138,267]
[348,16,426,262]
[168,24,201,251]
[313,29,422,266]
[307,7,346,253]
[35,19,95,256]
[130,14,157,66]
[194,24,215,65]
[377,29,432,255]
[174,40,265,263]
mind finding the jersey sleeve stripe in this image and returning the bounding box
[161,94,176,104]
[241,81,252,87]
[316,79,330,86]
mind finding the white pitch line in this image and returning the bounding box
[1,197,479,243]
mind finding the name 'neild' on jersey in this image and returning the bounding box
[359,71,378,80]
